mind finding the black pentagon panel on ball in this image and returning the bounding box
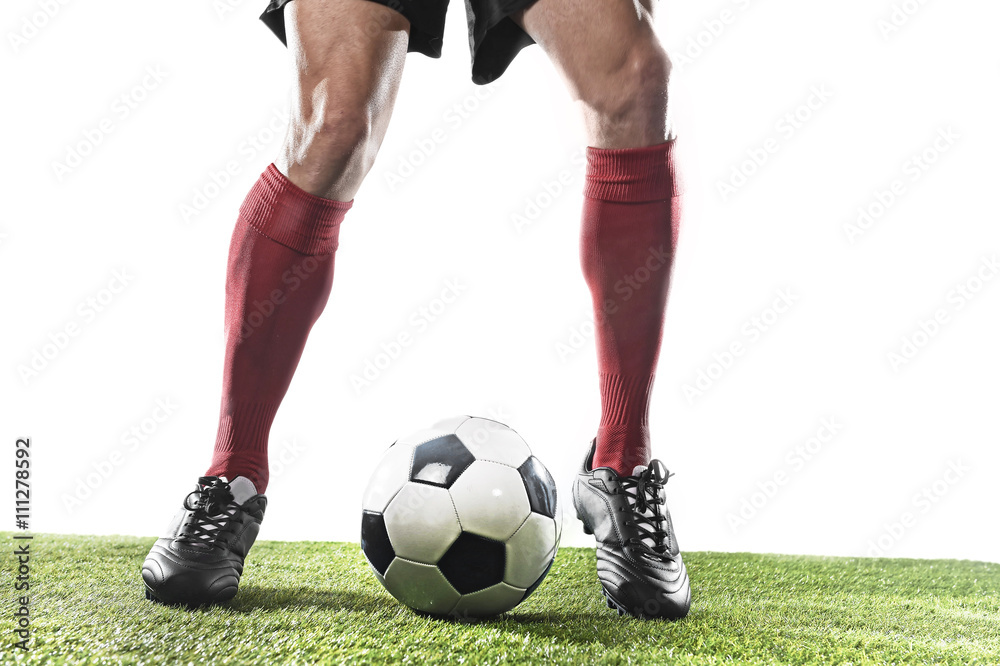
[410,434,476,488]
[438,532,506,594]
[360,510,395,575]
[517,456,557,518]
[522,559,554,602]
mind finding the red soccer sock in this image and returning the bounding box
[205,164,351,493]
[581,140,681,476]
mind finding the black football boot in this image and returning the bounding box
[573,441,690,619]
[142,476,266,606]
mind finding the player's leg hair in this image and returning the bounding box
[206,0,409,492]
[511,0,669,149]
[279,0,410,199]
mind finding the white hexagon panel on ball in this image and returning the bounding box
[449,460,531,542]
[382,558,460,615]
[361,443,415,513]
[454,417,531,467]
[383,482,462,564]
[504,512,557,589]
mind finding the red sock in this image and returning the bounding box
[581,140,681,476]
[206,164,351,493]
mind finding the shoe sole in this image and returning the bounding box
[144,584,237,607]
[601,585,690,620]
[603,570,692,620]
[603,588,629,617]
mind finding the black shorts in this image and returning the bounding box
[259,0,540,85]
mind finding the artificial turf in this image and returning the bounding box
[1,533,997,665]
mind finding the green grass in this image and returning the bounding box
[2,534,998,665]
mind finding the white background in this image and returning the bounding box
[2,0,997,564]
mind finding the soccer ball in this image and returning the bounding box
[360,415,562,618]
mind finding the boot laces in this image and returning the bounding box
[176,478,241,548]
[619,460,673,558]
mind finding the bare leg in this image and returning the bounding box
[519,0,690,621]
[512,0,681,473]
[146,0,417,608]
[278,0,411,199]
[207,0,412,490]
[511,0,671,148]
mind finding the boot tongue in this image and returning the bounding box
[228,476,258,505]
[633,460,668,481]
[196,476,257,505]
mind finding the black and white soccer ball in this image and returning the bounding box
[361,415,562,618]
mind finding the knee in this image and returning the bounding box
[309,106,373,162]
[630,41,671,106]
[282,85,377,198]
[582,38,671,136]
